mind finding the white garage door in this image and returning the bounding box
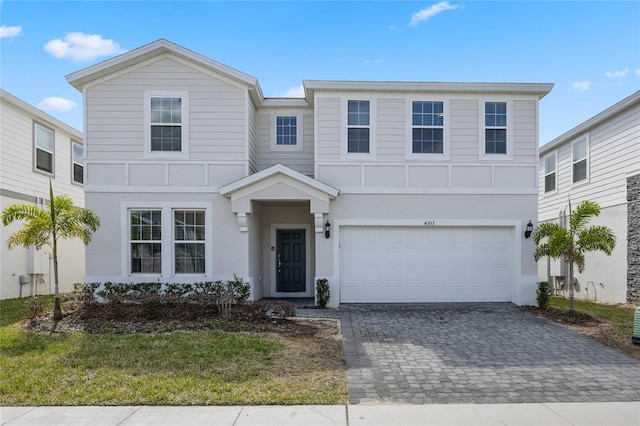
[340,226,513,303]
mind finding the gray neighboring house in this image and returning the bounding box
[67,39,553,307]
[0,89,86,299]
[538,90,640,303]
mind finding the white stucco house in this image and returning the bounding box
[0,89,86,299]
[538,90,640,304]
[66,39,553,307]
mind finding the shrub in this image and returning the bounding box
[316,278,330,308]
[537,281,550,309]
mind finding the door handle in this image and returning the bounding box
[277,254,282,273]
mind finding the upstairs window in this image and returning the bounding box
[485,102,507,154]
[412,101,444,154]
[572,138,588,183]
[72,141,84,184]
[130,209,162,274]
[347,100,370,153]
[34,122,54,174]
[276,116,297,146]
[544,152,556,193]
[174,210,205,274]
[150,97,182,152]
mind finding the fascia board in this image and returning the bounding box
[540,90,640,156]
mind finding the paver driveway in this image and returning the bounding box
[340,303,640,404]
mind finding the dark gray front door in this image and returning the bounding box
[276,229,306,292]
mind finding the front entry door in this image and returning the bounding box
[276,229,306,292]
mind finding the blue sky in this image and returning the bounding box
[1,1,639,144]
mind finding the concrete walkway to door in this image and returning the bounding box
[340,303,640,404]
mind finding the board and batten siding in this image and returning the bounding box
[539,101,640,221]
[85,56,249,189]
[255,108,314,177]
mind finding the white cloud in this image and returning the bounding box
[278,84,305,98]
[0,25,23,38]
[409,2,459,26]
[44,32,124,61]
[572,81,591,91]
[38,97,77,112]
[605,68,628,78]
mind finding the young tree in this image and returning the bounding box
[533,199,616,311]
[2,181,100,321]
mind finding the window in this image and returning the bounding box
[485,102,507,154]
[276,116,297,146]
[347,100,370,153]
[150,97,183,151]
[130,210,162,274]
[572,138,588,183]
[174,210,205,274]
[544,153,556,193]
[34,122,54,174]
[412,101,444,154]
[72,142,83,184]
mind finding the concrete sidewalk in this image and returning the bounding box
[2,402,639,425]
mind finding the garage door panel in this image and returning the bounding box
[340,226,513,303]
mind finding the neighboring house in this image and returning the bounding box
[0,89,85,299]
[538,91,640,304]
[66,39,552,307]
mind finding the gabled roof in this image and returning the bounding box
[540,90,640,156]
[66,39,265,105]
[0,89,83,138]
[220,164,339,199]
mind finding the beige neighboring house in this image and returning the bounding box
[538,91,640,304]
[66,39,553,307]
[0,89,86,299]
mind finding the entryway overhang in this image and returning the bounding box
[220,164,339,232]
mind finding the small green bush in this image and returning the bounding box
[537,281,550,308]
[316,278,330,308]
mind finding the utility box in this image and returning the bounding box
[633,307,640,346]
[27,246,50,274]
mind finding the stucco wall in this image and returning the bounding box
[628,173,640,303]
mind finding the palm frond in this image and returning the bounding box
[577,226,616,256]
[569,200,600,234]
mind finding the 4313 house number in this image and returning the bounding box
[424,221,436,226]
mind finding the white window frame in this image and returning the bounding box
[572,136,589,185]
[543,151,557,194]
[478,100,513,160]
[173,209,206,275]
[121,202,212,278]
[71,141,84,185]
[143,90,189,159]
[34,121,55,176]
[129,209,163,275]
[406,99,450,161]
[271,113,303,152]
[343,98,376,159]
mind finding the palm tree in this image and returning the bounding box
[2,181,100,321]
[533,199,616,311]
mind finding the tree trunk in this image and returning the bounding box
[568,263,575,312]
[52,239,62,322]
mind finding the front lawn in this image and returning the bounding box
[0,297,347,406]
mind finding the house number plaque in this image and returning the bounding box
[424,221,435,226]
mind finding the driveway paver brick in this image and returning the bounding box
[340,303,640,404]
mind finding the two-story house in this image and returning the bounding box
[0,90,85,299]
[67,39,552,307]
[538,91,640,304]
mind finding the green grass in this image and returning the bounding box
[0,297,347,406]
[549,296,635,341]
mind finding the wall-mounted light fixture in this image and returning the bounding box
[325,220,331,239]
[524,220,533,239]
